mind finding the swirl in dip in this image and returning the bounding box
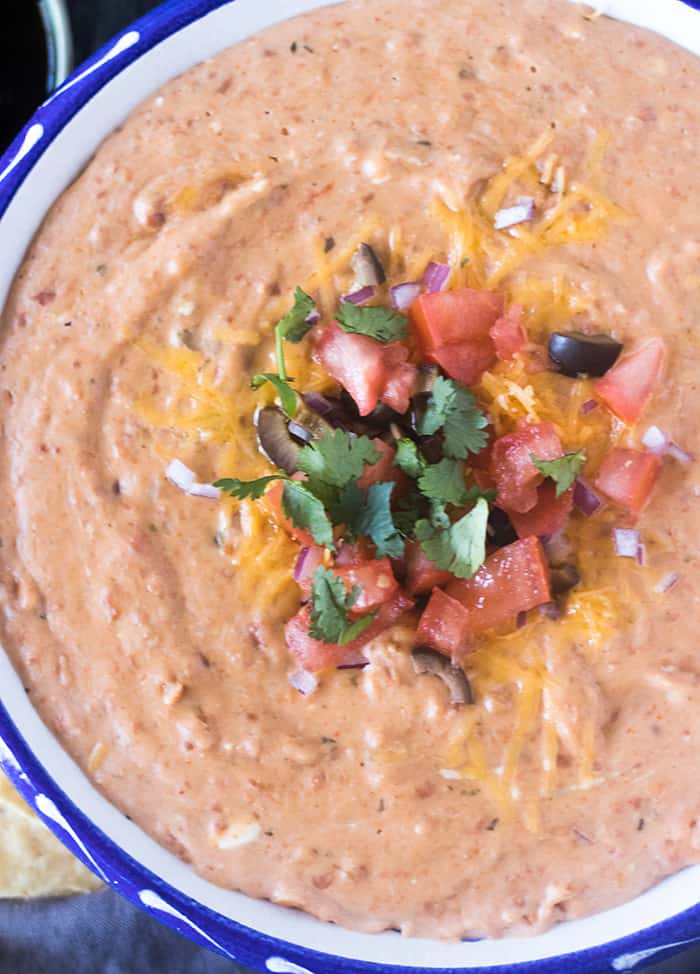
[1,0,699,941]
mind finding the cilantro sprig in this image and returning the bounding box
[330,482,404,558]
[251,288,318,417]
[418,376,489,458]
[308,566,378,644]
[336,303,408,343]
[415,497,490,580]
[530,450,586,497]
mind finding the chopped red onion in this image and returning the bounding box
[640,426,692,463]
[642,425,669,455]
[302,391,335,416]
[667,441,693,465]
[538,601,563,620]
[516,610,528,629]
[305,309,321,326]
[656,572,680,594]
[188,482,221,499]
[293,547,312,583]
[614,527,640,558]
[341,286,376,305]
[636,543,646,567]
[166,459,196,492]
[422,261,451,293]
[288,668,318,696]
[390,281,421,310]
[494,197,535,230]
[574,479,601,517]
[580,399,598,415]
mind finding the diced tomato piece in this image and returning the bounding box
[416,588,471,662]
[356,439,408,499]
[402,540,453,596]
[594,337,666,426]
[594,447,661,515]
[264,479,315,546]
[379,342,418,414]
[508,481,574,539]
[446,536,551,637]
[335,557,399,613]
[315,323,386,416]
[411,289,505,353]
[490,305,526,361]
[285,593,414,672]
[294,545,325,594]
[490,422,563,514]
[429,341,497,387]
[315,323,417,416]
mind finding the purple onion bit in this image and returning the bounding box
[293,546,311,583]
[341,285,376,306]
[302,391,339,417]
[580,399,598,415]
[573,479,601,517]
[538,601,564,621]
[305,309,321,326]
[613,527,641,558]
[391,281,422,310]
[516,610,528,629]
[494,197,535,230]
[422,261,451,293]
[289,668,318,695]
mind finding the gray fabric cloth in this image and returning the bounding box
[1,888,700,974]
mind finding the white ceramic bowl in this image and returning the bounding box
[1,2,700,971]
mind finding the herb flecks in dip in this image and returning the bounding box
[1,0,700,941]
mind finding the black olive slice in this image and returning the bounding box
[548,331,623,378]
[486,507,518,548]
[411,648,473,705]
[256,407,300,474]
[351,242,386,287]
[549,562,581,595]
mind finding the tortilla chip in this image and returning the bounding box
[0,770,101,898]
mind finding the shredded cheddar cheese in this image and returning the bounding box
[135,128,635,823]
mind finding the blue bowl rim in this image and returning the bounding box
[1,1,700,971]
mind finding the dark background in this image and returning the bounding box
[1,1,700,972]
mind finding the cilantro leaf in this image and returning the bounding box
[335,303,408,343]
[418,458,496,507]
[414,496,489,580]
[393,489,424,538]
[329,482,404,558]
[530,450,586,497]
[250,372,298,417]
[394,438,425,479]
[297,430,380,498]
[418,376,489,459]
[274,287,317,380]
[419,375,456,437]
[282,481,335,549]
[214,475,286,500]
[308,566,377,645]
[276,287,317,344]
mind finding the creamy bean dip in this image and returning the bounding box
[1,0,700,941]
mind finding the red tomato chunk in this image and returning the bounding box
[410,288,505,386]
[490,305,526,361]
[594,447,661,515]
[594,337,666,426]
[416,588,471,662]
[508,481,574,539]
[286,593,414,672]
[402,540,453,596]
[334,558,399,613]
[490,421,563,514]
[445,536,551,637]
[315,322,416,416]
